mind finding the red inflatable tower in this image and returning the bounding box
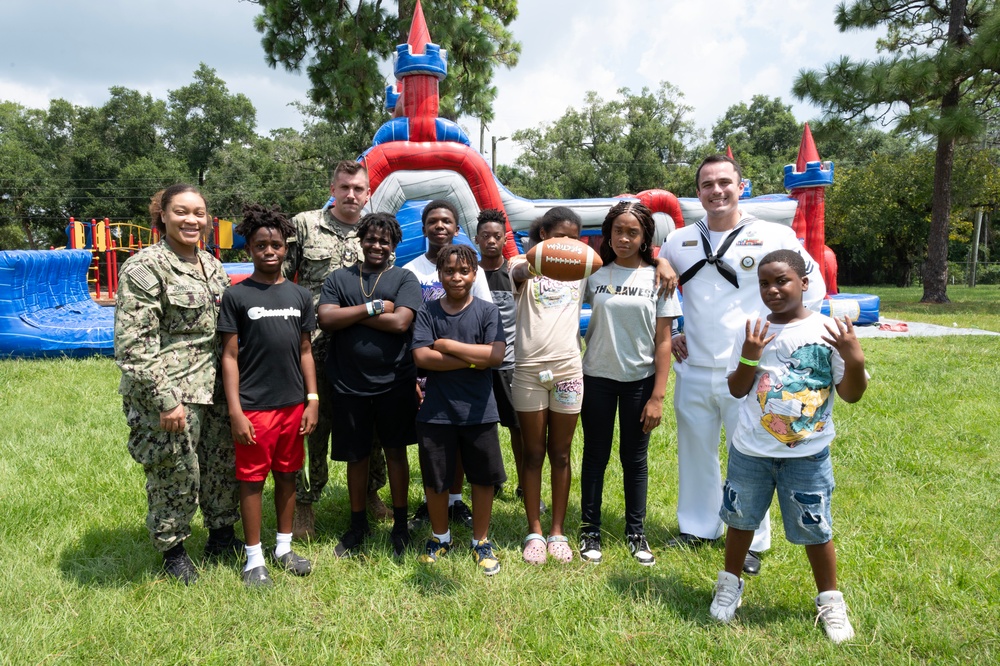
[784,124,836,294]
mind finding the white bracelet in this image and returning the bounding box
[366,301,375,316]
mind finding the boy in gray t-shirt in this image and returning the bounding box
[475,210,524,501]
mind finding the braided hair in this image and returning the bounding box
[599,201,655,266]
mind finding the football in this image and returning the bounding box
[525,238,603,281]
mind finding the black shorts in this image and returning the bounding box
[417,422,507,493]
[330,383,417,462]
[491,368,520,430]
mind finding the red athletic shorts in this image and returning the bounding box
[235,403,306,482]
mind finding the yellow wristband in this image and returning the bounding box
[469,363,476,369]
[739,357,760,367]
[306,393,319,401]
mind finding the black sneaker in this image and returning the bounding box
[627,533,655,566]
[407,502,430,532]
[271,549,312,576]
[448,500,474,529]
[390,528,411,558]
[241,565,273,589]
[333,527,368,559]
[203,526,245,562]
[472,538,501,576]
[579,531,603,564]
[163,544,198,584]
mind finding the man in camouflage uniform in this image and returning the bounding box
[284,160,390,538]
[116,238,241,584]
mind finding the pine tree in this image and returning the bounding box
[793,0,1000,302]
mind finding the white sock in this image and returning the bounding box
[275,532,292,558]
[433,529,451,544]
[471,536,487,548]
[244,543,264,572]
[449,493,462,507]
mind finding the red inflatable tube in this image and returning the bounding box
[634,189,685,230]
[363,141,520,258]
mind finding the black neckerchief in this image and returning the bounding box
[678,218,749,289]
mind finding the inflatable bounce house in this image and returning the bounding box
[0,0,877,358]
[355,1,874,321]
[358,0,804,263]
[0,250,115,357]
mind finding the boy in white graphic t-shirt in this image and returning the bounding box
[708,249,868,644]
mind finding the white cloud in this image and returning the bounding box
[0,79,58,109]
[1,0,886,165]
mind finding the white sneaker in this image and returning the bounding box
[815,590,855,644]
[579,532,602,564]
[627,534,655,566]
[709,571,743,623]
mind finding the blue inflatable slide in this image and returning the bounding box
[0,250,114,358]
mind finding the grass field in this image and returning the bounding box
[1,286,998,664]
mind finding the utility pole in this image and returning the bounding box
[492,135,508,172]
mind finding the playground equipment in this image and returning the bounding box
[359,1,870,324]
[65,216,244,300]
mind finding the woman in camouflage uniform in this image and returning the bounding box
[114,184,241,584]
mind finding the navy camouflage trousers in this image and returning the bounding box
[125,399,240,552]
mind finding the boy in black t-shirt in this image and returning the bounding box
[219,204,318,588]
[411,245,507,576]
[317,213,423,558]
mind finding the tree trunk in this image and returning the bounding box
[922,132,954,302]
[921,0,968,304]
[20,220,37,250]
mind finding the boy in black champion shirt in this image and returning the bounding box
[219,204,318,587]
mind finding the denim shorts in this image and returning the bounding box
[719,445,835,545]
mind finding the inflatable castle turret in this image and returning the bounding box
[784,124,837,293]
[362,0,519,257]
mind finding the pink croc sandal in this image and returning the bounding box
[523,533,547,565]
[547,535,573,563]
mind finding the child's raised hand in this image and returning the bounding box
[821,316,864,365]
[741,318,775,361]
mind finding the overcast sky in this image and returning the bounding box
[1,1,884,164]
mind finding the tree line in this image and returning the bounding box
[2,1,999,295]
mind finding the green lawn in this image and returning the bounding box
[1,287,998,664]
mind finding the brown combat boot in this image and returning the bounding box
[367,489,392,522]
[292,502,315,540]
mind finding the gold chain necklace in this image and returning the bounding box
[607,262,640,296]
[360,265,390,300]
